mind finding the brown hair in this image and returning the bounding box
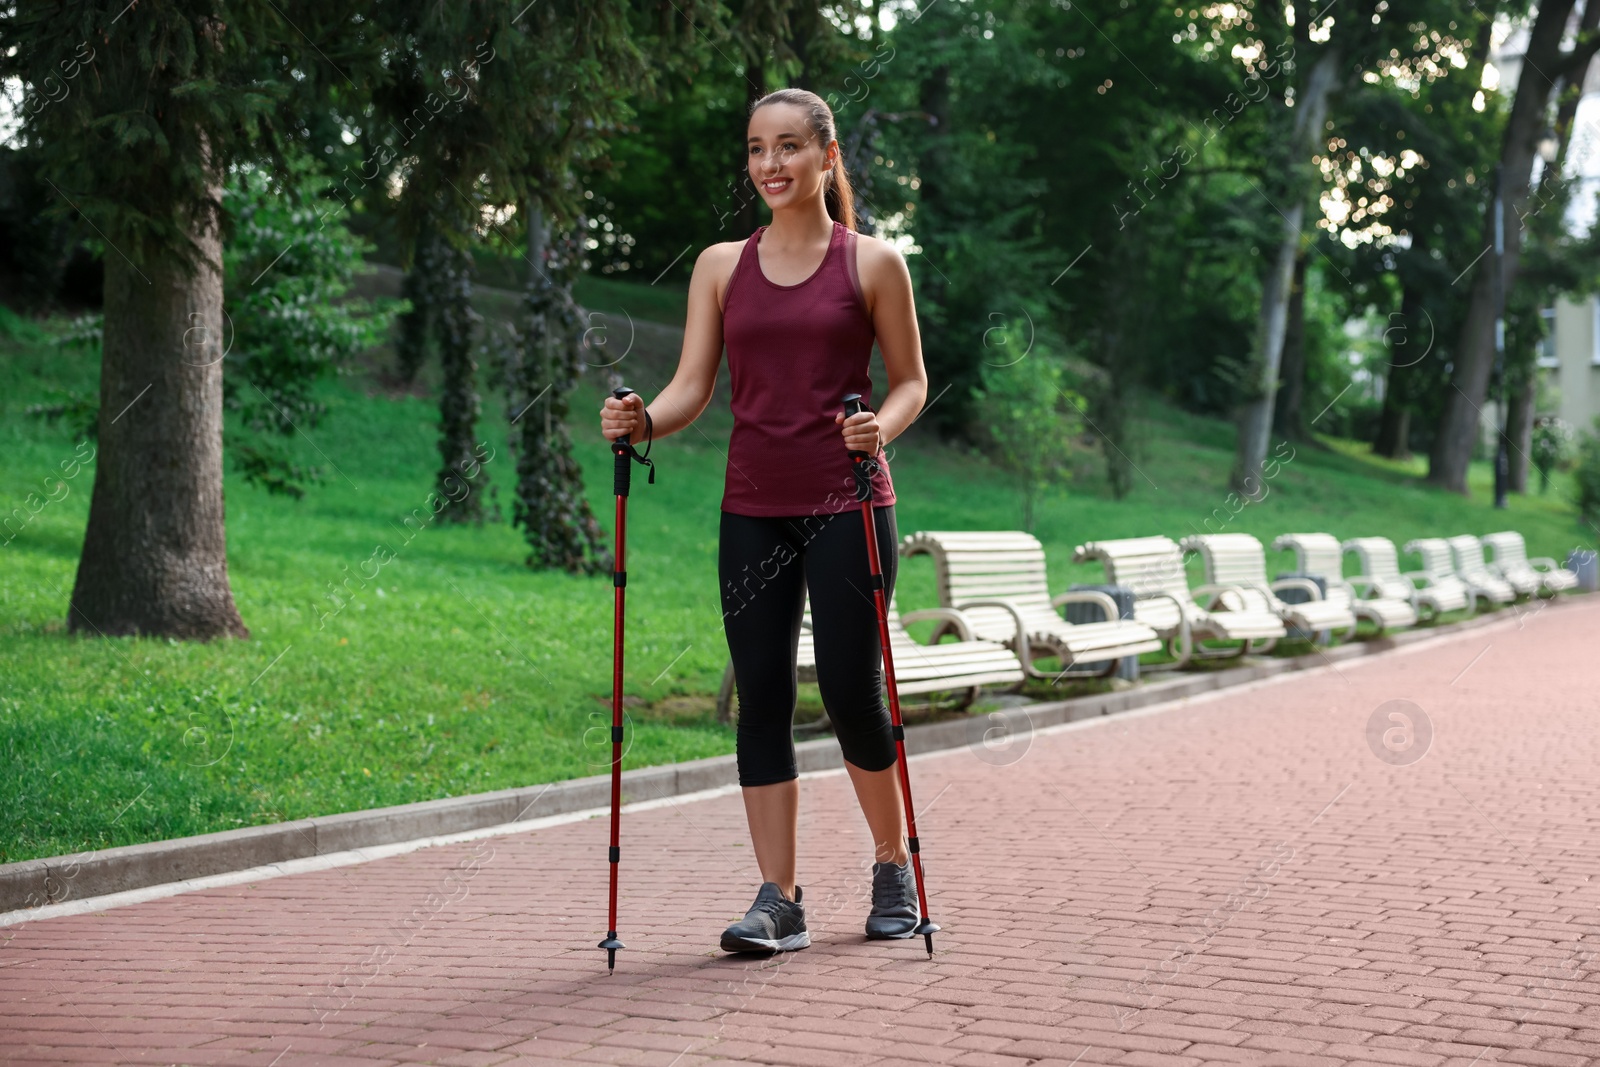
[750,88,857,232]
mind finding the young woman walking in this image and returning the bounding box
[599,88,929,953]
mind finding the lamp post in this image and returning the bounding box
[1492,160,1508,510]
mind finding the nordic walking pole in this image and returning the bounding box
[600,385,655,972]
[841,393,940,957]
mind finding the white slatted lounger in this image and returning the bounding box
[1342,535,1470,620]
[714,593,1026,724]
[1179,533,1359,643]
[1271,532,1417,634]
[1482,530,1579,596]
[899,530,1164,680]
[1071,534,1286,669]
[1445,534,1518,605]
[1399,537,1480,617]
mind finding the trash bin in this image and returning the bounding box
[1274,572,1330,643]
[1568,549,1598,593]
[1061,583,1139,681]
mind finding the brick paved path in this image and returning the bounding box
[4,597,1599,1067]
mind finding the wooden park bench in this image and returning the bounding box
[1391,537,1479,617]
[1342,535,1469,620]
[1481,530,1580,596]
[899,530,1164,679]
[714,593,1026,724]
[1070,534,1286,669]
[1179,533,1359,643]
[1271,532,1417,634]
[1443,535,1519,606]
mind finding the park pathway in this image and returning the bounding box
[4,597,1600,1067]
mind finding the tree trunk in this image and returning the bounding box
[1429,0,1581,492]
[1273,249,1310,441]
[1374,404,1410,461]
[1232,44,1340,491]
[434,230,484,523]
[395,219,439,387]
[789,3,814,91]
[68,174,248,640]
[1373,284,1423,459]
[1505,382,1535,493]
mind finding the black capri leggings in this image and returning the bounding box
[719,506,899,787]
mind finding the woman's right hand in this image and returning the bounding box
[600,391,646,442]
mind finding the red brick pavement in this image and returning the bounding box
[4,597,1599,1067]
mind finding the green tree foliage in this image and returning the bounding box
[1574,417,1600,526]
[1321,8,1504,461]
[223,159,405,499]
[1533,417,1574,495]
[970,337,1084,532]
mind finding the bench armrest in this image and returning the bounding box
[1400,570,1438,589]
[1050,589,1120,622]
[953,599,1038,677]
[1345,574,1380,597]
[1192,581,1252,611]
[900,607,975,643]
[1131,590,1193,666]
[1527,557,1565,573]
[1270,577,1324,601]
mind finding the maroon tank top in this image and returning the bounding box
[720,219,896,516]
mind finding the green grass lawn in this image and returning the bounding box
[2,297,1592,866]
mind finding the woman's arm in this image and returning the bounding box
[600,243,733,442]
[836,236,928,454]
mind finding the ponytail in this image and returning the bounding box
[825,152,858,232]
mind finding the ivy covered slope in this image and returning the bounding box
[0,300,1590,865]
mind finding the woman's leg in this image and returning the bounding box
[803,505,908,865]
[843,761,909,865]
[719,511,808,900]
[740,779,799,900]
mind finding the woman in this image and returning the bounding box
[599,88,928,954]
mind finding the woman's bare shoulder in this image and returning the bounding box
[700,235,749,312]
[844,231,908,279]
[852,231,911,315]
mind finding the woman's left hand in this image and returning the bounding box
[836,409,881,455]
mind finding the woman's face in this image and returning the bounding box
[747,102,834,209]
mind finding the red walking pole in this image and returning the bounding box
[600,386,654,972]
[841,393,940,956]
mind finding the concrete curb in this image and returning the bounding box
[0,598,1570,914]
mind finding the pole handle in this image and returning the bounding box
[611,387,656,493]
[840,393,873,503]
[612,387,635,498]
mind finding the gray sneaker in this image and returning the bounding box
[865,860,919,939]
[720,882,810,954]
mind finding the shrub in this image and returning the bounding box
[1531,416,1573,495]
[1573,417,1600,527]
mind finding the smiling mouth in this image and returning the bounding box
[761,178,792,193]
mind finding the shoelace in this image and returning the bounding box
[748,895,790,920]
[872,866,913,906]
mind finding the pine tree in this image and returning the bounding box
[0,0,380,639]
